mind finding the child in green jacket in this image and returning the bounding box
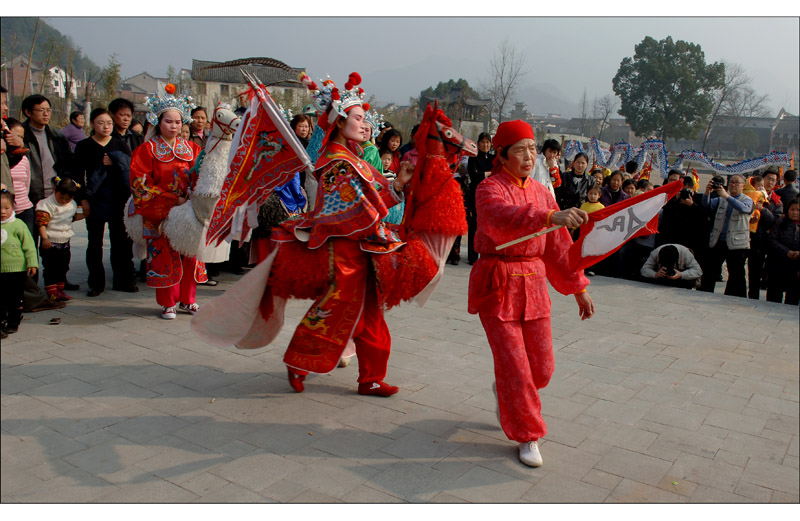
[1,189,39,337]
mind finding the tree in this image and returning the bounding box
[101,53,121,105]
[39,35,59,95]
[701,61,771,151]
[166,64,178,85]
[592,94,618,143]
[418,78,481,125]
[481,37,527,124]
[612,36,724,141]
[578,88,589,137]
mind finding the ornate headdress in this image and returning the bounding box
[144,83,197,127]
[279,104,293,123]
[299,71,370,130]
[364,109,384,137]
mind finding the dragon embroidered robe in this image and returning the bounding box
[130,136,208,288]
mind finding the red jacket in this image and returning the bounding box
[468,169,588,319]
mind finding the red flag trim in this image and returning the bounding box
[568,180,682,272]
[206,91,307,246]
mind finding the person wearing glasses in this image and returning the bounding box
[701,174,754,297]
[21,96,73,211]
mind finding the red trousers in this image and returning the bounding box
[285,239,392,383]
[155,255,198,307]
[479,314,554,442]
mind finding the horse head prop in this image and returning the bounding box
[209,103,241,142]
[402,102,473,237]
[415,101,478,162]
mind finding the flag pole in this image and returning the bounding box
[495,224,564,251]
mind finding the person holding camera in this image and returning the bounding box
[699,174,753,297]
[640,244,702,289]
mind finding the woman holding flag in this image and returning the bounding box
[467,120,594,468]
[276,72,414,396]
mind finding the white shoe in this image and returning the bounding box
[179,302,199,315]
[338,356,352,368]
[161,306,177,320]
[519,441,543,467]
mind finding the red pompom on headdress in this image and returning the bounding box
[165,83,176,94]
[363,103,371,111]
[331,90,340,100]
[348,72,362,86]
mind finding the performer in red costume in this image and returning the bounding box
[468,120,595,468]
[130,85,207,320]
[275,73,414,396]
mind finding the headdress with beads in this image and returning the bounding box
[144,83,197,127]
[299,71,370,130]
[364,109,384,137]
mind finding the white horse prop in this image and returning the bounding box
[124,103,242,261]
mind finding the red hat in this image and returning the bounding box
[491,120,535,174]
[492,120,534,152]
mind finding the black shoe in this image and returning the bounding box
[64,281,80,290]
[1,329,7,339]
[30,300,67,312]
[199,278,219,286]
[87,289,103,297]
[6,323,19,334]
[112,284,139,293]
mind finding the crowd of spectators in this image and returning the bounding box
[460,135,799,306]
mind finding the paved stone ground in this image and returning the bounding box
[2,221,798,504]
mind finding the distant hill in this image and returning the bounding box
[1,17,100,77]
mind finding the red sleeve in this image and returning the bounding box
[475,178,552,246]
[543,223,590,296]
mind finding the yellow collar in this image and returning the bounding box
[502,166,530,188]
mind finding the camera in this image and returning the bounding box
[678,189,693,200]
[665,265,677,278]
[710,180,722,190]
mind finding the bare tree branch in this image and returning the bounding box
[482,38,527,125]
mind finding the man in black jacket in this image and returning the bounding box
[21,95,73,208]
[775,170,799,209]
[18,94,74,304]
[109,98,144,153]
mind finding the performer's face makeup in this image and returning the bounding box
[502,138,536,178]
[338,106,369,143]
[159,110,183,140]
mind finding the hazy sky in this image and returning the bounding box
[20,9,800,117]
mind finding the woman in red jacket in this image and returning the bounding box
[468,120,595,468]
[130,87,207,320]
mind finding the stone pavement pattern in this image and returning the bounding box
[2,221,798,503]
